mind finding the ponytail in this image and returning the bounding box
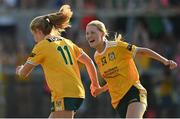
[30,5,73,35]
[48,5,73,30]
[114,33,123,41]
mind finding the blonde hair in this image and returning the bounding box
[30,5,73,35]
[87,20,123,41]
[87,20,108,37]
[114,32,123,41]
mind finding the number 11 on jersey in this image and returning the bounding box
[57,45,73,65]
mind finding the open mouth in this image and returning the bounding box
[90,40,95,43]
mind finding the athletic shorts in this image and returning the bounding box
[51,97,84,112]
[115,86,147,118]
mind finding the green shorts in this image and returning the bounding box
[115,86,147,118]
[51,97,84,112]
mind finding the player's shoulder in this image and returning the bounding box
[106,40,118,47]
[34,39,48,49]
[94,40,131,58]
[63,38,74,44]
[94,40,117,58]
[106,40,129,48]
[106,40,129,47]
[33,37,61,50]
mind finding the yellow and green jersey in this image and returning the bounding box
[94,40,141,108]
[27,37,85,101]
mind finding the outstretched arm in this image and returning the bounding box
[78,53,100,88]
[136,47,177,69]
[16,62,35,79]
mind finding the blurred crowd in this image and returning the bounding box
[0,0,180,10]
[0,0,180,118]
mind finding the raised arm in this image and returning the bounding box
[136,47,177,69]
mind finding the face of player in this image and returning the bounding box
[31,29,44,43]
[86,25,104,49]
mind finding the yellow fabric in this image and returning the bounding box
[27,37,85,101]
[135,55,151,71]
[94,40,140,108]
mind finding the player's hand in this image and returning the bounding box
[93,87,104,97]
[90,83,100,96]
[169,60,177,69]
[16,65,24,75]
[90,84,97,97]
[165,60,177,70]
[90,86,104,97]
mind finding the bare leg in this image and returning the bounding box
[49,110,74,118]
[126,102,146,118]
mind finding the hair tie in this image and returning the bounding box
[44,16,53,27]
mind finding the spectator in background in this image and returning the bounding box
[3,0,18,9]
[0,41,6,117]
[80,15,97,31]
[132,20,152,73]
[175,42,180,81]
[132,20,150,47]
[169,0,180,8]
[16,42,29,66]
[53,0,64,9]
[146,15,164,40]
[83,0,96,9]
[0,0,18,10]
[19,0,43,9]
[158,68,175,117]
[175,42,180,110]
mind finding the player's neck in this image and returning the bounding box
[96,40,106,53]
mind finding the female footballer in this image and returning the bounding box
[16,5,100,118]
[86,20,177,118]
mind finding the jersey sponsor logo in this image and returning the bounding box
[29,53,36,57]
[102,66,120,78]
[108,52,115,61]
[127,44,132,51]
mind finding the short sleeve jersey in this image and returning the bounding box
[27,37,85,101]
[94,40,139,108]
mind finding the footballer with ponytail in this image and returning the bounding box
[16,5,100,118]
[30,5,73,37]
